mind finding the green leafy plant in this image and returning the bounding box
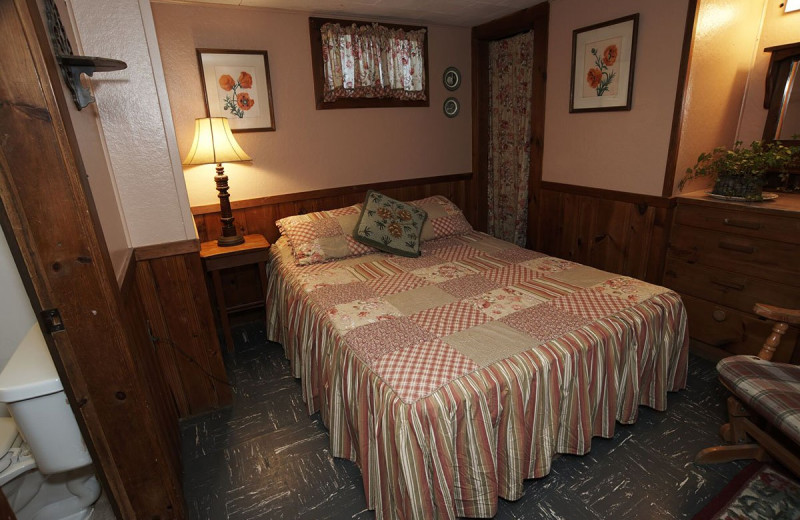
[679,140,800,200]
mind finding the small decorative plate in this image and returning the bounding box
[706,192,779,202]
[443,67,461,91]
[443,97,460,118]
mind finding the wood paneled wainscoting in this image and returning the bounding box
[533,182,674,285]
[191,173,473,243]
[118,253,181,475]
[128,241,232,418]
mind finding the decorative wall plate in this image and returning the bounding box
[443,67,461,91]
[443,97,460,118]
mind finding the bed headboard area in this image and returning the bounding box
[191,172,474,243]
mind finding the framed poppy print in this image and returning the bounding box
[569,14,638,113]
[197,49,276,132]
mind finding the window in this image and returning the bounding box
[309,17,429,109]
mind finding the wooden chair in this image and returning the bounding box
[694,303,800,477]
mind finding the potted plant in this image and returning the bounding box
[679,140,799,201]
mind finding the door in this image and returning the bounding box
[472,3,549,248]
[0,0,184,517]
[486,30,535,246]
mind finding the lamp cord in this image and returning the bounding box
[147,323,233,388]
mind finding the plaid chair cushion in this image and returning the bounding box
[718,355,800,446]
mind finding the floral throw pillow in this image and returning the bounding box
[353,191,428,257]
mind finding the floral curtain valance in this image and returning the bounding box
[320,22,427,102]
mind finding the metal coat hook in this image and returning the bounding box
[45,0,127,110]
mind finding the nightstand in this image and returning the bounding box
[200,234,270,351]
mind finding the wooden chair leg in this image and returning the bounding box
[758,321,788,361]
[695,444,769,465]
[720,423,733,442]
[696,396,767,466]
[723,396,751,444]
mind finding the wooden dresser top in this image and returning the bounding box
[678,190,800,218]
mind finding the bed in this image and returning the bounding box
[265,195,689,520]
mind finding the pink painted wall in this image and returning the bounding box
[542,0,689,196]
[151,3,472,207]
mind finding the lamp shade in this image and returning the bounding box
[182,117,251,165]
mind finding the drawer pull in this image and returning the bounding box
[718,241,755,254]
[712,309,727,322]
[723,218,761,230]
[710,279,745,291]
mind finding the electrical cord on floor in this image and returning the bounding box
[147,322,233,387]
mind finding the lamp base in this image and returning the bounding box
[217,234,245,247]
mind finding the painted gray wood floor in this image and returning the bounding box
[181,322,748,519]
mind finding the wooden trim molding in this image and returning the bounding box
[662,0,699,197]
[541,181,675,208]
[133,238,200,261]
[471,2,548,40]
[118,249,136,295]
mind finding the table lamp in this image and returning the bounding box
[183,117,251,247]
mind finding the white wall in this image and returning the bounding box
[58,1,132,281]
[67,0,196,247]
[0,233,37,388]
[0,234,36,418]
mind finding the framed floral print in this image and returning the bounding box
[569,14,638,113]
[197,49,276,132]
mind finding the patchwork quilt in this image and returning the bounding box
[266,231,689,520]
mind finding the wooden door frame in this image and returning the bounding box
[0,0,184,517]
[661,0,699,197]
[471,2,549,247]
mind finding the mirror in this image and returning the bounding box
[776,60,800,139]
[764,42,800,143]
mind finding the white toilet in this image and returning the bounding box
[0,324,101,519]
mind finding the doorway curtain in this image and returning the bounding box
[487,30,534,247]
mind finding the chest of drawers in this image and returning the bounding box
[663,191,800,362]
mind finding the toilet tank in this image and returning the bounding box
[0,324,93,474]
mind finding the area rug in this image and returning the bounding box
[694,462,800,520]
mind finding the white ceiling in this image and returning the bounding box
[168,0,543,27]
